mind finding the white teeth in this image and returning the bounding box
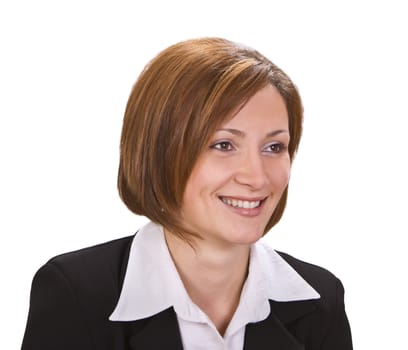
[221,197,261,209]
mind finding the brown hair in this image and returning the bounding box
[118,37,303,238]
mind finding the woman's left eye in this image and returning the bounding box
[264,142,287,153]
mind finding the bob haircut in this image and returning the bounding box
[118,37,303,239]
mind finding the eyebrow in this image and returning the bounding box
[216,128,289,137]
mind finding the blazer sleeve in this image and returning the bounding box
[21,262,93,350]
[320,278,353,350]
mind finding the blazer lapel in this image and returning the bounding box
[115,237,183,349]
[127,307,183,350]
[126,301,317,350]
[244,300,317,350]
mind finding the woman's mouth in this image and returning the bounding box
[219,196,265,209]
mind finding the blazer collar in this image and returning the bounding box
[125,300,317,350]
[112,222,321,349]
[244,299,317,350]
[127,308,184,350]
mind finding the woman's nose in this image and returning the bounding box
[234,152,269,190]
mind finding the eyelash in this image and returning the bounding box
[210,141,287,154]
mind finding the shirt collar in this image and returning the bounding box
[223,239,320,336]
[109,221,320,323]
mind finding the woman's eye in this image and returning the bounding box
[265,142,286,153]
[211,141,233,151]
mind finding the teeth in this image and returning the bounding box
[221,197,261,209]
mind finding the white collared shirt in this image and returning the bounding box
[110,222,320,349]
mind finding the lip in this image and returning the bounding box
[218,195,267,217]
[218,195,267,201]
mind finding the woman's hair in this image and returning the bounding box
[118,37,303,239]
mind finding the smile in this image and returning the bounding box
[219,197,263,209]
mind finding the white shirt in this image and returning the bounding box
[110,222,320,350]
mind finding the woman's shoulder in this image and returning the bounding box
[47,235,134,271]
[32,235,135,303]
[23,236,137,349]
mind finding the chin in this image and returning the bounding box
[228,228,265,245]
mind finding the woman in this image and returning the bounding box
[22,37,353,349]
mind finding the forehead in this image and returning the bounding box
[220,85,288,129]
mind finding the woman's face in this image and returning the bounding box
[181,84,291,247]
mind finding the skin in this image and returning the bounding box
[164,84,291,336]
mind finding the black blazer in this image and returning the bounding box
[22,235,353,349]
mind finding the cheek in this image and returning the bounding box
[187,157,233,191]
[269,161,291,189]
[182,163,219,204]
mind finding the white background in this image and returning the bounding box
[1,0,407,348]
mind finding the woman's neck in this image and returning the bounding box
[164,229,250,336]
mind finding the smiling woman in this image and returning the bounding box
[21,38,353,350]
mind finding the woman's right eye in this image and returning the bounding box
[211,141,234,151]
